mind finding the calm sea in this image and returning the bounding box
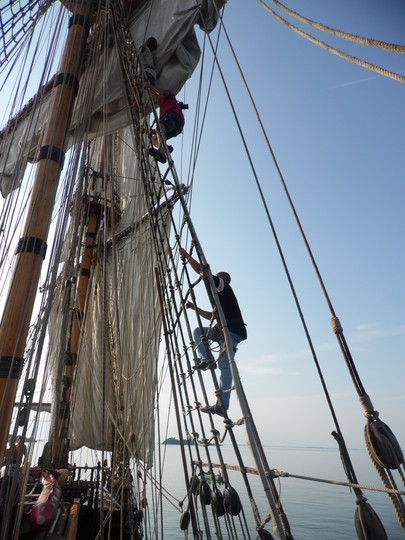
[152,444,404,539]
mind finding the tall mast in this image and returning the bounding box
[0,2,93,462]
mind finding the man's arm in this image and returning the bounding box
[179,247,201,275]
[180,247,213,320]
[144,82,169,98]
[185,301,212,321]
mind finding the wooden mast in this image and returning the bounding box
[0,2,93,463]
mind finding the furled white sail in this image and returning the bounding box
[0,0,225,196]
[68,211,166,463]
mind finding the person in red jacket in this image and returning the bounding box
[146,83,185,164]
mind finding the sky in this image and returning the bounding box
[162,0,405,449]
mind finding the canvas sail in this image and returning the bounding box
[44,126,169,465]
[69,212,166,461]
[0,0,225,196]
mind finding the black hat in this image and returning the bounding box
[145,37,158,52]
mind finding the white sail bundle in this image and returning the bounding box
[68,211,167,463]
[0,0,225,197]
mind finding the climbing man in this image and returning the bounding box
[139,37,158,85]
[179,247,247,417]
[145,83,185,164]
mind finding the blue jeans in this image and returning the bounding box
[193,327,243,409]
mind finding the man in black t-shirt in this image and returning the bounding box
[179,247,247,416]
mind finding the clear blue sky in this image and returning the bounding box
[168,0,405,448]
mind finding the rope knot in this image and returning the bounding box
[330,316,342,334]
[359,393,375,416]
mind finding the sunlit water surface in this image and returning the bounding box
[149,444,404,539]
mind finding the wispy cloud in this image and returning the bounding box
[351,323,405,342]
[242,340,337,374]
[261,354,279,363]
[241,323,404,376]
[263,341,335,363]
[330,75,381,89]
[241,366,283,375]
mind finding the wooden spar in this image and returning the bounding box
[64,501,81,540]
[0,4,92,463]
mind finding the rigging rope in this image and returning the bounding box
[104,5,292,533]
[267,0,405,53]
[143,87,292,540]
[257,0,405,84]
[0,0,53,72]
[209,0,405,533]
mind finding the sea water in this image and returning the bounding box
[151,444,404,539]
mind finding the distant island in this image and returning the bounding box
[162,437,188,445]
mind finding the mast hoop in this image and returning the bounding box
[16,236,47,259]
[37,145,65,168]
[55,72,80,97]
[68,14,91,31]
[0,356,23,379]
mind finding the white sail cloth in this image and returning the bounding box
[45,127,169,464]
[69,213,166,462]
[0,0,226,196]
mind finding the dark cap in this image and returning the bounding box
[145,37,158,52]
